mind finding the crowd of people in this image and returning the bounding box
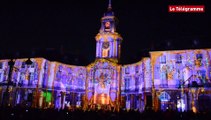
[0,106,211,120]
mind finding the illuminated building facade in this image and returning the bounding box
[0,1,211,112]
[150,49,211,112]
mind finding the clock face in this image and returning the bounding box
[105,21,111,29]
[103,42,109,49]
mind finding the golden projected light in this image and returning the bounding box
[94,93,109,105]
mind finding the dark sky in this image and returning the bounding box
[0,0,210,65]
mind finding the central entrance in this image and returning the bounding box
[85,59,121,110]
[94,70,111,105]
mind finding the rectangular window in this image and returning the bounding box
[31,62,35,68]
[0,62,2,69]
[175,54,182,63]
[135,76,139,91]
[196,53,203,60]
[21,62,26,68]
[135,65,139,73]
[154,65,160,79]
[125,67,130,74]
[160,55,166,64]
[125,77,130,91]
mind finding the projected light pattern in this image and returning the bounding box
[0,60,10,83]
[51,63,86,91]
[0,0,211,111]
[0,49,210,112]
[150,49,211,112]
[3,58,46,88]
[121,58,151,93]
[151,49,211,89]
[85,59,120,107]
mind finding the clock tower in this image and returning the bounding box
[95,0,123,63]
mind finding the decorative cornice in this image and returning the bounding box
[86,58,120,68]
[95,32,122,42]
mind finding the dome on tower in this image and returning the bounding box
[104,10,114,16]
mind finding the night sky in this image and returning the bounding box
[0,0,210,65]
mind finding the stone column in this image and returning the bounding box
[190,88,199,113]
[150,52,163,111]
[38,90,43,108]
[61,91,66,109]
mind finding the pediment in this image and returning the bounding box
[87,59,119,69]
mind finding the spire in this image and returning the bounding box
[108,0,112,10]
[104,0,113,16]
